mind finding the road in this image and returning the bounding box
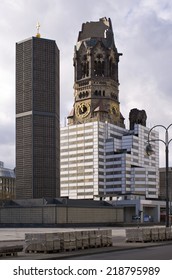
[63,244,172,260]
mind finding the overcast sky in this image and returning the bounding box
[0,0,172,169]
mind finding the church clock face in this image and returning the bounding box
[76,102,90,118]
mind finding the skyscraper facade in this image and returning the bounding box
[16,36,60,199]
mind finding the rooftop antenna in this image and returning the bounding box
[36,22,41,38]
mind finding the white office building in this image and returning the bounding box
[60,121,159,200]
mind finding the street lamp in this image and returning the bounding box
[146,124,172,228]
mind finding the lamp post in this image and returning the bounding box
[146,124,172,228]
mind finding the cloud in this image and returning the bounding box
[0,0,172,168]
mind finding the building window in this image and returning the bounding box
[94,54,105,76]
[81,55,89,78]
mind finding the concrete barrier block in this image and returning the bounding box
[126,228,136,242]
[158,228,166,241]
[63,232,70,241]
[165,228,172,240]
[150,228,159,241]
[141,228,151,242]
[75,231,82,240]
[81,231,89,248]
[94,230,101,246]
[63,241,76,251]
[53,240,60,251]
[106,230,112,246]
[101,230,108,246]
[126,228,151,242]
[35,242,46,252]
[45,233,54,241]
[69,232,76,242]
[75,231,82,248]
[89,237,96,247]
[76,240,82,249]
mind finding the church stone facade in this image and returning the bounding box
[68,17,124,127]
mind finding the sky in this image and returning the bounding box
[0,0,172,169]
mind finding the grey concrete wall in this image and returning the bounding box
[0,205,124,225]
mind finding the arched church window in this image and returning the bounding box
[109,58,115,77]
[79,91,89,99]
[94,54,105,76]
[81,55,89,78]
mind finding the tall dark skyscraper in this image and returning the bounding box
[16,34,60,199]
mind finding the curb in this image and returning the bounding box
[36,240,172,260]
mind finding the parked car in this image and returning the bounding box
[144,214,152,222]
[132,215,140,221]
